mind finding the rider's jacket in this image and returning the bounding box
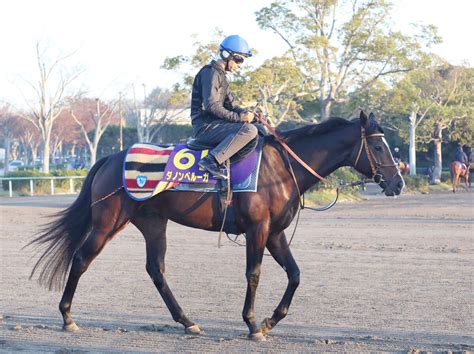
[190,60,244,136]
[455,149,468,165]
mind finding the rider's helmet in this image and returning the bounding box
[220,35,252,63]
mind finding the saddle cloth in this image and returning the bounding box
[123,143,262,201]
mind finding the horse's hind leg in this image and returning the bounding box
[259,231,300,336]
[132,214,200,335]
[60,208,130,331]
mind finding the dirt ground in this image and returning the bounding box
[0,188,473,352]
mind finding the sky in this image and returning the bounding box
[1,0,473,108]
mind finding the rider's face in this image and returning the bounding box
[228,55,245,72]
[228,59,242,72]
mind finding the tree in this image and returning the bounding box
[256,0,439,120]
[234,56,309,124]
[0,105,19,171]
[384,64,473,180]
[130,84,189,143]
[19,43,83,172]
[16,119,42,164]
[424,65,474,182]
[70,97,119,166]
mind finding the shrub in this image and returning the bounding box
[402,175,429,192]
[2,169,88,195]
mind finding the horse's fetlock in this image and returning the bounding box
[59,301,71,313]
[274,307,288,320]
[242,310,255,323]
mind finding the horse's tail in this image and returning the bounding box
[26,156,109,291]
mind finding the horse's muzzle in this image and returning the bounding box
[382,174,405,196]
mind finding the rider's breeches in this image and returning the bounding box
[195,121,258,164]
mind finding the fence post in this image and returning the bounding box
[69,178,74,193]
[50,179,54,195]
[9,180,12,198]
[30,180,34,196]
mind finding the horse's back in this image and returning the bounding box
[90,151,127,201]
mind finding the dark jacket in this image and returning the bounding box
[455,148,468,164]
[191,61,244,136]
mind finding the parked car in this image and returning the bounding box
[8,160,24,171]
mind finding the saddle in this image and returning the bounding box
[123,140,263,201]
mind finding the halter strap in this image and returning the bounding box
[354,127,396,177]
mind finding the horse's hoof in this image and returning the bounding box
[184,324,201,335]
[249,332,266,341]
[63,322,80,332]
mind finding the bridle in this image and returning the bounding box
[353,127,397,186]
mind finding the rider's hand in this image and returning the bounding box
[240,111,254,123]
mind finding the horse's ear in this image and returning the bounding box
[369,112,376,121]
[360,110,368,127]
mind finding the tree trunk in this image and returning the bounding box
[432,122,442,184]
[320,98,333,121]
[4,136,10,174]
[90,147,97,166]
[43,137,50,173]
[408,111,417,176]
[31,145,38,164]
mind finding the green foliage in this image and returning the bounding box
[255,0,439,119]
[97,126,137,159]
[402,175,429,191]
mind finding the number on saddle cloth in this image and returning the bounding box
[123,142,263,201]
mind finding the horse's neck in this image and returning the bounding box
[288,126,358,193]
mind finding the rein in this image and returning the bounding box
[257,115,328,184]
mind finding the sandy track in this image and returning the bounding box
[1,190,473,352]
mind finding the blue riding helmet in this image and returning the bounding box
[220,35,252,57]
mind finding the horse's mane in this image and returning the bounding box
[278,117,354,143]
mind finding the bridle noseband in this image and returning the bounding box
[353,127,397,185]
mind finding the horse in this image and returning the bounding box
[450,161,469,193]
[28,111,404,341]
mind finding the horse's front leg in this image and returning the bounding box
[260,231,300,336]
[242,221,270,341]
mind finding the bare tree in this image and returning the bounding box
[19,43,83,173]
[132,84,189,143]
[0,104,18,172]
[70,97,119,165]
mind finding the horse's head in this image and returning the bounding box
[351,111,404,196]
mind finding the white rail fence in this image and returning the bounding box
[0,176,86,197]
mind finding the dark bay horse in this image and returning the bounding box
[29,111,404,341]
[450,161,469,193]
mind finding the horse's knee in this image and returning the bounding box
[146,263,165,288]
[245,267,261,286]
[288,269,300,289]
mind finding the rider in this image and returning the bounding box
[191,35,258,180]
[454,143,468,166]
[393,147,400,164]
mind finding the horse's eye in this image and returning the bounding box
[374,145,383,152]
